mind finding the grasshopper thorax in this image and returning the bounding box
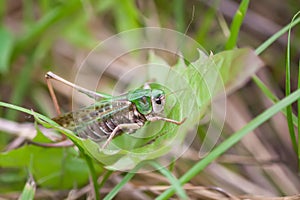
[127,88,165,115]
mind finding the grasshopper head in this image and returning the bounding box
[151,89,165,114]
[128,89,165,115]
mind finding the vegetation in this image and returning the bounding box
[0,0,299,199]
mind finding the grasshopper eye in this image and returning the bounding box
[155,98,161,105]
[152,94,165,113]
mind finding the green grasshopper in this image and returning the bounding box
[45,71,185,149]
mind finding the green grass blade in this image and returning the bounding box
[0,26,14,74]
[251,15,300,133]
[150,161,187,200]
[99,170,113,190]
[12,0,82,59]
[18,177,36,200]
[7,1,84,120]
[103,164,143,200]
[285,12,300,153]
[156,88,300,199]
[225,0,249,50]
[83,154,100,200]
[0,101,54,124]
[23,0,35,25]
[113,0,140,32]
[252,75,278,102]
[298,59,300,170]
[252,75,298,126]
[174,0,185,33]
[195,3,217,46]
[0,1,5,20]
[6,56,34,120]
[255,17,300,55]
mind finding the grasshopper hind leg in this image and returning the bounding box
[45,73,62,115]
[46,71,110,102]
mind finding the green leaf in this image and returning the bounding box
[212,48,264,93]
[0,26,14,74]
[77,48,263,170]
[0,145,102,189]
[0,169,27,193]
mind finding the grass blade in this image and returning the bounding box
[6,57,34,120]
[255,17,300,55]
[285,12,300,153]
[0,26,14,74]
[150,161,187,200]
[252,75,298,126]
[251,15,300,134]
[18,177,36,200]
[103,164,143,200]
[83,154,100,200]
[298,59,300,169]
[225,0,249,50]
[156,88,300,199]
[174,0,185,33]
[196,3,217,46]
[0,101,54,124]
[12,0,82,59]
[99,170,113,190]
[7,1,84,120]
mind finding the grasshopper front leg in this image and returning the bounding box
[147,116,186,125]
[101,123,143,149]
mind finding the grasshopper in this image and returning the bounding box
[45,71,185,149]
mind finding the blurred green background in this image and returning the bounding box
[0,0,300,199]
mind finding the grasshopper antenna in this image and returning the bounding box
[165,87,188,98]
[175,5,195,57]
